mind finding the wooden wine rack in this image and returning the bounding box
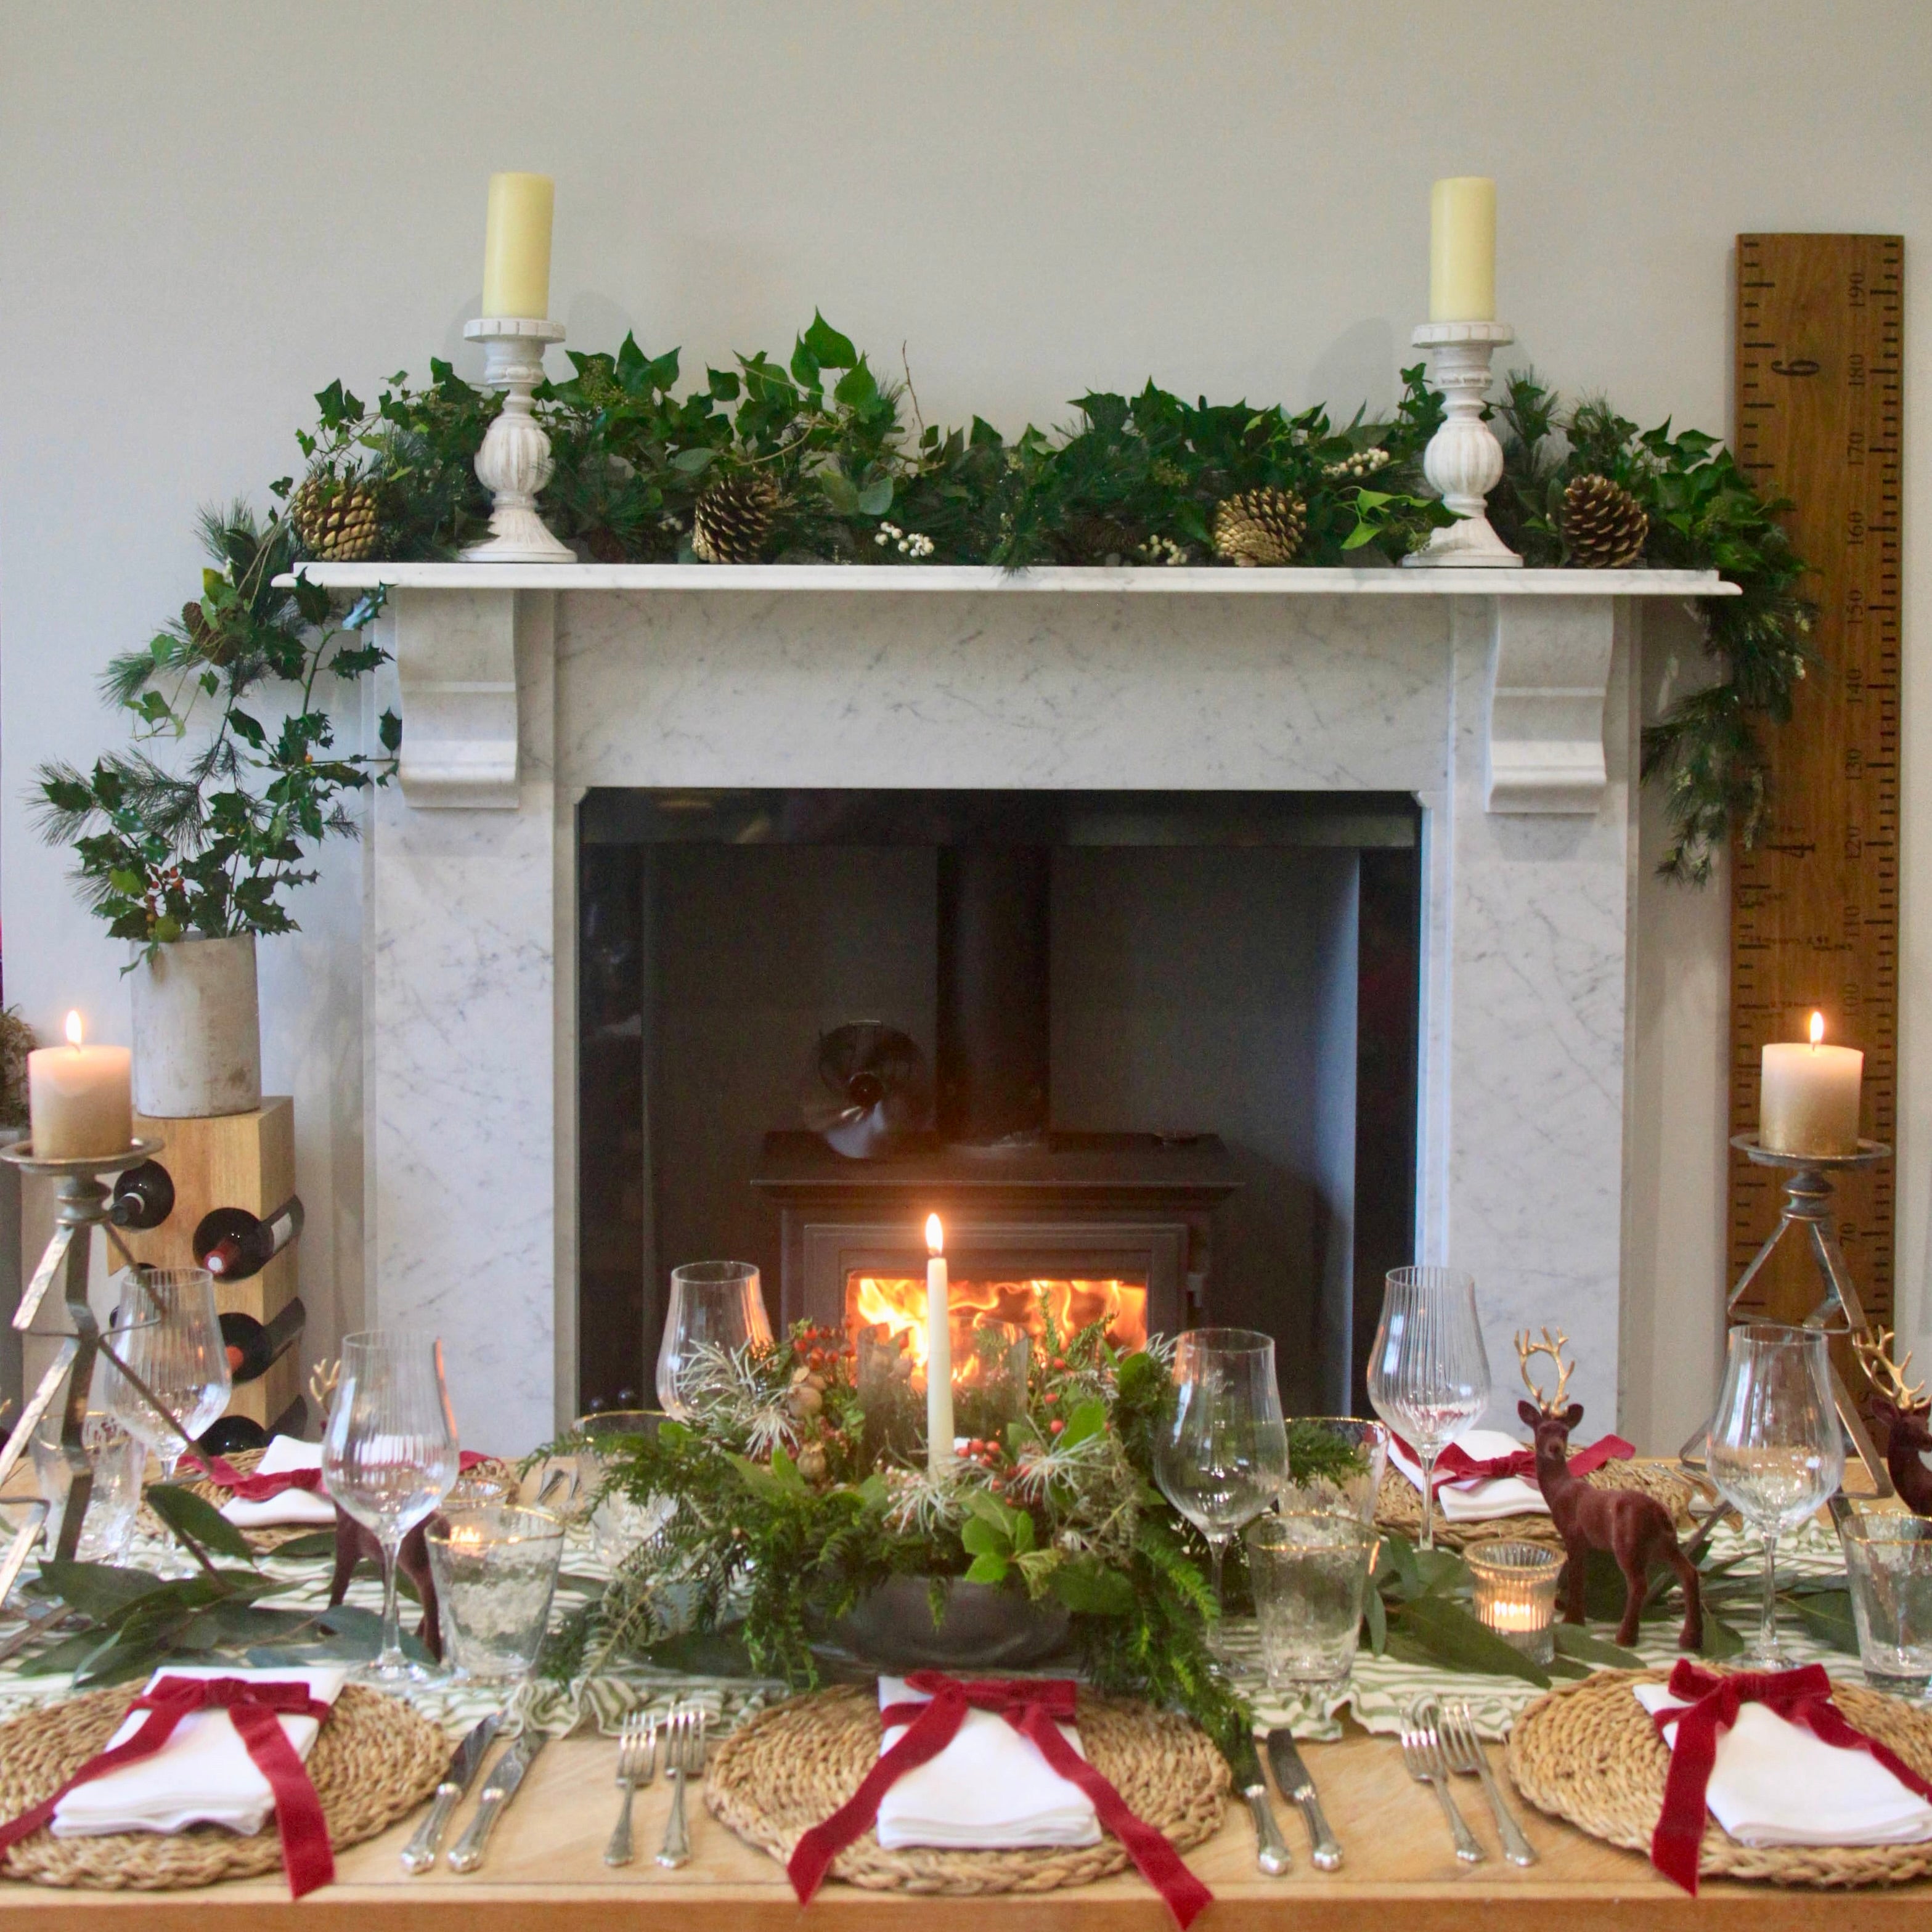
[1729,234,1904,1324]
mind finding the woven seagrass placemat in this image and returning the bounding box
[0,1682,446,1889]
[1509,1666,1932,1888]
[1375,1457,1700,1551]
[706,1682,1229,1895]
[182,1449,519,1551]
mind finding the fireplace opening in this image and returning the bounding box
[578,789,1421,1416]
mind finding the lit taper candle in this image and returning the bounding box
[481,173,555,319]
[1429,177,1496,323]
[1761,1011,1863,1157]
[925,1214,953,1473]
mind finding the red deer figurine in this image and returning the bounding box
[1855,1327,1932,1517]
[1515,1329,1701,1651]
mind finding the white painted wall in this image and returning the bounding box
[3,1,1926,1448]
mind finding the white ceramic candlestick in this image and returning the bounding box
[1401,320,1523,569]
[925,1215,953,1474]
[463,317,574,563]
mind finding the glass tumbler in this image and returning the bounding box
[1840,1514,1932,1695]
[1245,1512,1379,1689]
[426,1505,566,1681]
[574,1410,673,1563]
[30,1406,145,1563]
[1282,1417,1390,1524]
[656,1262,773,1420]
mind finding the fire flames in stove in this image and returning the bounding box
[846,1273,1149,1374]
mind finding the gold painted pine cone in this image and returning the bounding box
[1213,487,1306,567]
[290,473,381,563]
[1562,473,1649,569]
[692,473,782,565]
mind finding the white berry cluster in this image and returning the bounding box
[874,521,935,558]
[1323,446,1392,481]
[1138,534,1189,566]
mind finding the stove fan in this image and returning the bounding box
[801,1022,932,1160]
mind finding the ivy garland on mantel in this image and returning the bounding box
[39,316,1809,940]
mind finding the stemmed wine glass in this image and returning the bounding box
[1705,1321,1844,1668]
[1152,1329,1289,1645]
[105,1269,232,1480]
[1366,1266,1490,1552]
[321,1331,461,1685]
[656,1262,773,1420]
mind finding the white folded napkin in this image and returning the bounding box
[219,1436,335,1529]
[1386,1428,1545,1522]
[874,1676,1100,1850]
[1635,1681,1932,1848]
[52,1664,347,1839]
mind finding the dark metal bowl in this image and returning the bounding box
[832,1576,1072,1672]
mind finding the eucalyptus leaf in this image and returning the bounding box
[144,1484,258,1564]
[1396,1596,1551,1687]
[1551,1623,1645,1669]
[1788,1586,1859,1655]
[34,1561,171,1623]
[266,1529,338,1562]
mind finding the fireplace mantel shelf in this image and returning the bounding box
[288,560,1729,596]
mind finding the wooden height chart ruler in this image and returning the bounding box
[1730,234,1904,1327]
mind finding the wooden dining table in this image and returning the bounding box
[0,1716,1923,1931]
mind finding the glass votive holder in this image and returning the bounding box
[574,1411,672,1563]
[447,1465,520,1511]
[30,1408,145,1563]
[426,1505,565,1682]
[956,1321,1030,1444]
[1245,1511,1379,1689]
[1464,1539,1563,1666]
[1282,1417,1390,1525]
[855,1323,923,1461]
[1840,1513,1932,1696]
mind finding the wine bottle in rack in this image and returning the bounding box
[220,1298,306,1385]
[192,1195,304,1282]
[197,1414,270,1457]
[110,1160,176,1231]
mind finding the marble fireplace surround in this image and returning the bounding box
[300,561,1729,1453]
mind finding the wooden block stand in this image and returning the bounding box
[123,1097,303,1435]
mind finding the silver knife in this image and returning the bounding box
[401,1712,502,1873]
[1266,1729,1342,1870]
[1229,1735,1291,1875]
[446,1730,545,1873]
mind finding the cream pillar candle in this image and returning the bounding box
[481,173,555,319]
[925,1213,954,1473]
[1761,1011,1864,1157]
[1429,177,1497,323]
[28,1011,132,1160]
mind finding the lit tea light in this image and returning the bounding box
[1760,1010,1864,1157]
[1464,1539,1562,1666]
[27,1010,132,1160]
[925,1214,953,1473]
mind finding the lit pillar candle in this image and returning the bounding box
[1429,177,1496,323]
[1761,1011,1864,1157]
[925,1214,953,1473]
[481,172,555,319]
[28,1011,132,1160]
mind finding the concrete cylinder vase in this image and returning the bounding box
[130,934,262,1117]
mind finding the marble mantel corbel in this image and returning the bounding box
[291,561,1730,1450]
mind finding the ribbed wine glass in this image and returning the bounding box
[1366,1266,1490,1552]
[321,1331,461,1685]
[1152,1328,1289,1644]
[656,1262,773,1420]
[1706,1322,1844,1668]
[106,1269,230,1480]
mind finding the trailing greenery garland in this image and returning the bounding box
[35,318,1807,948]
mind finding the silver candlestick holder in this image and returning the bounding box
[1678,1135,1896,1499]
[0,1138,198,1599]
[463,316,573,563]
[1401,320,1523,569]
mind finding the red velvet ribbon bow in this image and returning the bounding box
[1647,1660,1932,1894]
[188,1446,487,1501]
[0,1676,336,1897]
[786,1673,1213,1928]
[1393,1432,1634,1491]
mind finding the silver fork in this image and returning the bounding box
[603,1711,658,1866]
[1437,1700,1535,1866]
[1400,1702,1484,1864]
[656,1707,708,1869]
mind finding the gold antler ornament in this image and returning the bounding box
[1854,1327,1928,1413]
[308,1356,341,1416]
[1514,1326,1575,1415]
